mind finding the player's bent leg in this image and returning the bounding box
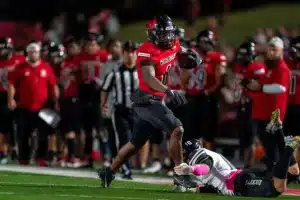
[169,126,184,166]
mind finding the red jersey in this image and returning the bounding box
[9,61,57,111]
[0,54,25,92]
[285,57,300,105]
[136,40,180,96]
[186,51,227,95]
[233,62,266,103]
[167,57,182,90]
[77,50,110,82]
[251,60,290,121]
[59,57,79,98]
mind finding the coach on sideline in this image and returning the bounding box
[241,37,290,173]
[7,42,59,165]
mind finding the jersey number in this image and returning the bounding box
[188,68,207,90]
[290,75,296,95]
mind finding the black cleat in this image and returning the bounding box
[97,167,115,188]
[173,174,198,188]
[122,171,133,180]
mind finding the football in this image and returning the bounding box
[177,49,202,69]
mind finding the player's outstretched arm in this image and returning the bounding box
[174,163,210,176]
[141,61,168,92]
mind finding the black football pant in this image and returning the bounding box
[234,169,281,197]
[15,108,52,162]
[252,120,285,173]
[183,94,210,142]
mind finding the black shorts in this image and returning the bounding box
[130,102,182,149]
[234,169,281,197]
[283,104,300,136]
[183,94,210,142]
[238,101,254,149]
[81,101,102,133]
[60,97,81,133]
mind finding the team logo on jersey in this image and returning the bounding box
[25,71,30,76]
[160,53,176,65]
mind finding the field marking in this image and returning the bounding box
[0,181,153,191]
[0,165,172,184]
[0,191,168,200]
[0,165,300,197]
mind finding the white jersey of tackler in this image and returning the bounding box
[188,148,238,196]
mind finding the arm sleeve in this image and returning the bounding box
[262,84,286,94]
[101,71,115,92]
[262,67,290,94]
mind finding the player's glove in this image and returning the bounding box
[177,49,202,69]
[266,109,282,134]
[164,88,187,105]
[174,163,193,175]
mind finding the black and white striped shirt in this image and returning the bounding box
[102,64,138,108]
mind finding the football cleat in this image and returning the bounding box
[173,174,198,188]
[97,167,115,188]
[285,136,300,150]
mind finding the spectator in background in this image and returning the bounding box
[265,28,275,41]
[184,0,200,38]
[8,42,59,166]
[45,14,66,44]
[253,28,267,45]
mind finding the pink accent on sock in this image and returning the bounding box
[192,165,210,176]
[225,170,243,191]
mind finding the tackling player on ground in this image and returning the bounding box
[174,110,300,197]
[97,15,202,188]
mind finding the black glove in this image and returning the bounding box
[178,48,203,69]
[164,88,187,105]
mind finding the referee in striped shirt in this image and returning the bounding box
[101,41,138,179]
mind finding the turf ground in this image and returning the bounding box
[0,165,300,200]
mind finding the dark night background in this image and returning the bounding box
[0,0,298,24]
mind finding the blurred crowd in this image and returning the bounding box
[0,6,300,180]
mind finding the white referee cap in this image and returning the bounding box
[268,37,284,49]
[26,42,41,52]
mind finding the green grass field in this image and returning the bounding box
[0,170,300,200]
[118,4,300,46]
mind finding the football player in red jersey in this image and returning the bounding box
[181,30,226,149]
[233,41,266,169]
[98,15,202,188]
[77,32,110,168]
[284,36,300,165]
[0,37,25,164]
[55,41,82,167]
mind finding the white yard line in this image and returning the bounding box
[0,165,173,184]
